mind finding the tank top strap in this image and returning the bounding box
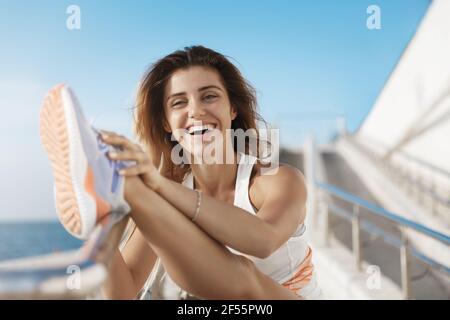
[233,152,258,213]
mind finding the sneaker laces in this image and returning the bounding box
[93,128,128,193]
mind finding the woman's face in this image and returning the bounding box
[163,66,237,158]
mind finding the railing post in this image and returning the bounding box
[352,204,362,271]
[400,228,411,299]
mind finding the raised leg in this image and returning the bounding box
[124,176,298,300]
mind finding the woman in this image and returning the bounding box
[39,46,320,300]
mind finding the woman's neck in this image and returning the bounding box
[190,152,239,197]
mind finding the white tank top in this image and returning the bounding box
[145,152,309,299]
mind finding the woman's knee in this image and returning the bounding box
[233,255,265,299]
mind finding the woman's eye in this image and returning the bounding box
[204,94,218,102]
[172,100,186,107]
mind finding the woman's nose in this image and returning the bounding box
[188,98,206,118]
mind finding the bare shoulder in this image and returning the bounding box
[249,163,307,209]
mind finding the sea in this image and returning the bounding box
[0,221,83,262]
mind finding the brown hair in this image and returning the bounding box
[134,45,265,182]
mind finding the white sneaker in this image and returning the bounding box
[39,84,130,239]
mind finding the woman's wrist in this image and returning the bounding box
[145,172,164,193]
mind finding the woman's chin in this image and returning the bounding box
[181,143,230,164]
[182,142,215,156]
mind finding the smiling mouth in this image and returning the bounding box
[191,129,208,135]
[187,124,216,136]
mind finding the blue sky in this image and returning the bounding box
[0,0,429,220]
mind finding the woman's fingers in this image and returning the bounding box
[108,149,148,163]
[118,164,149,177]
[101,131,141,151]
[99,129,116,136]
[101,131,128,146]
[98,130,156,181]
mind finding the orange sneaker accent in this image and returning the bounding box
[84,166,112,222]
[40,84,82,236]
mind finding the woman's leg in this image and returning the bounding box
[124,176,298,300]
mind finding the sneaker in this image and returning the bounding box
[39,84,130,240]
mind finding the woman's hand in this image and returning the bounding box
[100,130,162,190]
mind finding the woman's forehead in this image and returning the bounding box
[165,66,224,96]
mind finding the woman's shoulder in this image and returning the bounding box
[252,161,306,184]
[249,162,307,208]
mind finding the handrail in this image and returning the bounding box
[317,181,450,246]
[0,213,128,299]
[316,180,450,298]
[327,201,450,275]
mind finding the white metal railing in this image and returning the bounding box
[316,181,450,299]
[0,214,128,299]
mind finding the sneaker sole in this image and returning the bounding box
[40,85,110,239]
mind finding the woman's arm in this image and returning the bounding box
[152,165,307,259]
[101,221,158,299]
[100,132,306,259]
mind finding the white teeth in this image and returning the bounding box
[188,124,215,134]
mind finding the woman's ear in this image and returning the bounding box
[231,106,237,121]
[163,119,172,133]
